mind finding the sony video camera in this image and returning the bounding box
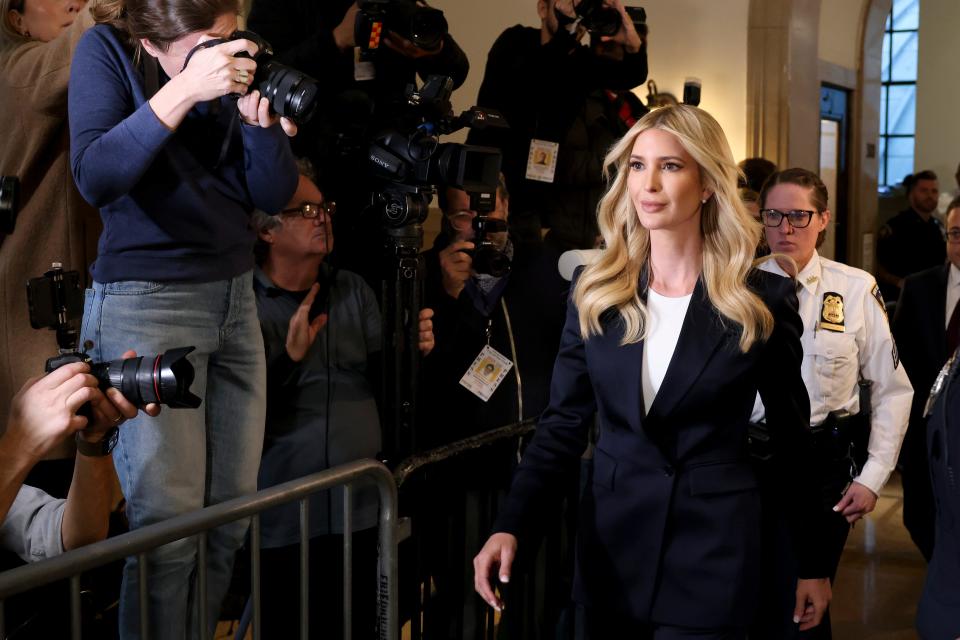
[355,0,448,57]
[0,175,19,235]
[27,264,202,409]
[224,30,320,124]
[366,74,506,228]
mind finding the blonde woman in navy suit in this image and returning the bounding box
[473,104,833,639]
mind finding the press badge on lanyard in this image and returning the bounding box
[459,320,514,401]
[525,139,559,183]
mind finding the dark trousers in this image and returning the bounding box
[901,436,935,561]
[751,466,851,639]
[260,528,379,640]
[585,609,745,639]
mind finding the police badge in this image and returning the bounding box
[819,292,845,332]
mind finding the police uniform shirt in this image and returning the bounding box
[752,251,914,494]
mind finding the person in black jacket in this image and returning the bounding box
[915,344,960,639]
[876,170,945,302]
[421,179,568,448]
[246,0,469,287]
[417,179,570,638]
[892,197,960,561]
[467,0,648,245]
[474,105,832,639]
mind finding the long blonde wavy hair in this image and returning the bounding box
[573,104,773,352]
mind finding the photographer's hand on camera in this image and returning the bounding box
[148,36,258,130]
[600,0,644,53]
[3,363,100,466]
[333,2,360,52]
[439,240,475,299]
[237,89,299,137]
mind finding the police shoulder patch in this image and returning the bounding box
[871,284,888,318]
[819,291,845,332]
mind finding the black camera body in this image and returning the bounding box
[228,30,320,124]
[355,0,448,56]
[366,75,506,228]
[563,2,647,38]
[469,214,511,278]
[0,175,19,235]
[27,264,202,409]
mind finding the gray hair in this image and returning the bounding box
[252,156,318,264]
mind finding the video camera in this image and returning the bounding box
[366,74,506,228]
[27,264,202,409]
[0,176,19,235]
[355,0,448,58]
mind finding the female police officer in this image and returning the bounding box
[751,167,913,638]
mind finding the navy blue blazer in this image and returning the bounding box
[494,269,830,628]
[917,351,960,639]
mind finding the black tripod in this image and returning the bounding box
[377,184,432,460]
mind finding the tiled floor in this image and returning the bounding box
[831,472,927,639]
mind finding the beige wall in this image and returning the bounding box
[914,0,960,191]
[818,0,865,71]
[432,0,750,159]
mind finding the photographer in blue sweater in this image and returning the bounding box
[67,0,298,636]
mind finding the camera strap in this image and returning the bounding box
[143,43,237,169]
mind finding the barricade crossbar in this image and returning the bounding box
[0,458,398,640]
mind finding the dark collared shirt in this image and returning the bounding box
[253,266,382,546]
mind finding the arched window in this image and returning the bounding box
[878,0,919,189]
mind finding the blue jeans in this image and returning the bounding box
[81,272,266,640]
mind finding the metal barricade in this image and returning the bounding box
[0,459,398,640]
[392,418,583,640]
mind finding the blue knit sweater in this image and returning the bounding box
[68,24,298,283]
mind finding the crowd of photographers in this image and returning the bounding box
[0,0,646,636]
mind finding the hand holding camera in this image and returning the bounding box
[598,0,644,53]
[177,35,260,104]
[439,240,474,299]
[4,354,160,466]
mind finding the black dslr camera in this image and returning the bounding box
[184,30,319,124]
[366,74,505,228]
[0,175,19,234]
[27,264,202,409]
[563,2,647,38]
[355,0,448,56]
[470,214,511,278]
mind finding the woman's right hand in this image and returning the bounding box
[473,532,517,612]
[177,36,259,104]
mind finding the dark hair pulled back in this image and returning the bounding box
[92,0,239,51]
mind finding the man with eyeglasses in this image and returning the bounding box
[892,196,960,562]
[876,170,946,303]
[250,165,434,639]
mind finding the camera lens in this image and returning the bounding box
[257,62,320,125]
[91,346,202,409]
[408,7,448,50]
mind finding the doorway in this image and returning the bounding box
[820,85,851,263]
